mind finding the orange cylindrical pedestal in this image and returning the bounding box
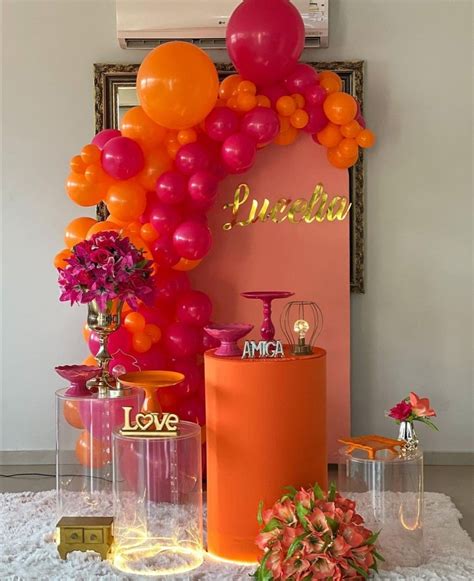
[205,347,327,563]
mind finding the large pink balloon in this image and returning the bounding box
[149,200,182,236]
[284,64,319,93]
[92,129,121,150]
[175,290,212,327]
[188,171,218,206]
[173,220,212,260]
[226,0,305,85]
[175,142,210,175]
[241,107,279,145]
[134,343,168,370]
[154,270,190,304]
[164,322,201,358]
[304,83,327,107]
[259,82,286,106]
[204,107,240,142]
[304,104,329,134]
[101,136,144,180]
[89,326,132,357]
[221,133,256,174]
[151,236,180,268]
[178,395,206,426]
[169,358,204,399]
[156,171,187,205]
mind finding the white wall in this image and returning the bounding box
[1,0,472,457]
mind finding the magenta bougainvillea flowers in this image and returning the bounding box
[254,483,383,580]
[57,231,154,310]
[388,391,438,431]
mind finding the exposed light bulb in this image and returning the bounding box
[293,319,309,340]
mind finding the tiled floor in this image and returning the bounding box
[1,464,473,538]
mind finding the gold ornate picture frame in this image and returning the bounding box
[94,61,365,293]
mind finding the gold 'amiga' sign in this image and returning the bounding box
[222,183,351,230]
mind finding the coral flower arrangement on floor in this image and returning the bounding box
[254,483,383,580]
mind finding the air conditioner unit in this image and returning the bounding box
[117,0,329,50]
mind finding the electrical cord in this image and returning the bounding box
[0,473,113,482]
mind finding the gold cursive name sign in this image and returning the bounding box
[120,406,179,437]
[222,183,351,230]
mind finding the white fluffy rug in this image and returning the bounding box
[0,490,473,580]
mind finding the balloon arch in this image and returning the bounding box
[56,0,376,436]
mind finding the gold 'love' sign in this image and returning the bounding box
[120,406,179,437]
[222,183,351,230]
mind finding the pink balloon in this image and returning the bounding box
[149,200,182,236]
[173,220,212,260]
[241,107,280,145]
[134,343,168,370]
[221,132,257,174]
[151,236,180,268]
[304,104,329,134]
[204,107,240,141]
[178,395,206,426]
[169,358,204,399]
[156,171,188,205]
[89,326,132,357]
[188,171,219,206]
[284,63,319,93]
[92,129,121,150]
[138,305,172,329]
[101,136,144,180]
[356,101,366,128]
[258,82,286,106]
[175,142,210,175]
[164,322,201,358]
[304,83,327,107]
[227,0,305,84]
[80,393,141,440]
[154,270,190,304]
[175,290,212,327]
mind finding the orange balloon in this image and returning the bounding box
[173,257,202,271]
[319,71,343,94]
[292,93,305,109]
[356,129,376,148]
[338,138,359,159]
[327,147,358,169]
[137,41,219,130]
[82,322,91,342]
[121,106,167,150]
[132,331,152,353]
[64,400,84,429]
[177,128,198,146]
[81,144,101,165]
[64,217,96,249]
[278,115,291,132]
[123,221,142,236]
[82,354,97,366]
[316,123,343,148]
[144,324,162,344]
[70,155,86,174]
[75,430,109,469]
[341,119,362,139]
[84,164,110,185]
[66,173,106,207]
[238,80,257,95]
[127,235,154,264]
[276,96,297,117]
[219,75,242,99]
[256,95,271,108]
[237,92,257,112]
[226,96,239,111]
[124,311,146,333]
[54,248,72,269]
[274,125,298,146]
[290,109,309,129]
[140,222,159,242]
[106,181,146,222]
[86,220,121,239]
[137,147,173,191]
[323,92,357,125]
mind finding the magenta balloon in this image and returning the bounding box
[164,322,201,358]
[241,107,280,145]
[304,104,329,134]
[92,129,121,150]
[154,270,190,304]
[156,171,188,205]
[138,305,172,329]
[178,395,206,425]
[173,220,212,260]
[303,83,327,107]
[356,102,366,128]
[226,0,305,84]
[101,136,144,180]
[221,132,257,174]
[284,63,319,93]
[169,358,203,398]
[188,170,219,205]
[89,326,132,357]
[204,107,240,141]
[175,142,210,175]
[151,236,180,268]
[258,82,286,106]
[134,343,168,370]
[175,290,212,327]
[149,201,182,236]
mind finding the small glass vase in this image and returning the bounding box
[398,420,419,456]
[87,299,123,397]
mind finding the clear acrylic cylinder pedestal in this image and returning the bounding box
[112,421,203,576]
[56,388,142,519]
[338,447,424,568]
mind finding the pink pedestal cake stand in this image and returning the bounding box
[204,323,253,357]
[241,291,294,341]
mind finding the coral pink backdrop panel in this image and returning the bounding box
[192,134,350,460]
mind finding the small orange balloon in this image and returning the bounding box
[167,141,181,159]
[341,119,362,139]
[106,181,147,222]
[177,128,198,146]
[140,222,159,243]
[238,80,257,95]
[316,123,343,148]
[80,144,101,165]
[82,322,91,343]
[278,115,291,132]
[173,257,202,271]
[356,129,376,148]
[75,431,109,469]
[54,248,72,269]
[237,92,257,112]
[323,92,358,126]
[64,401,84,429]
[125,311,146,333]
[86,220,121,239]
[121,106,167,150]
[338,138,359,159]
[292,93,305,108]
[144,324,162,344]
[290,109,309,129]
[127,235,154,264]
[82,354,97,366]
[66,173,106,207]
[64,217,96,249]
[124,221,142,236]
[256,95,271,108]
[70,155,86,174]
[226,96,240,111]
[327,147,358,169]
[132,331,152,353]
[276,96,297,117]
[219,74,242,99]
[214,99,228,108]
[319,71,343,94]
[84,164,110,185]
[137,147,173,191]
[274,125,298,146]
